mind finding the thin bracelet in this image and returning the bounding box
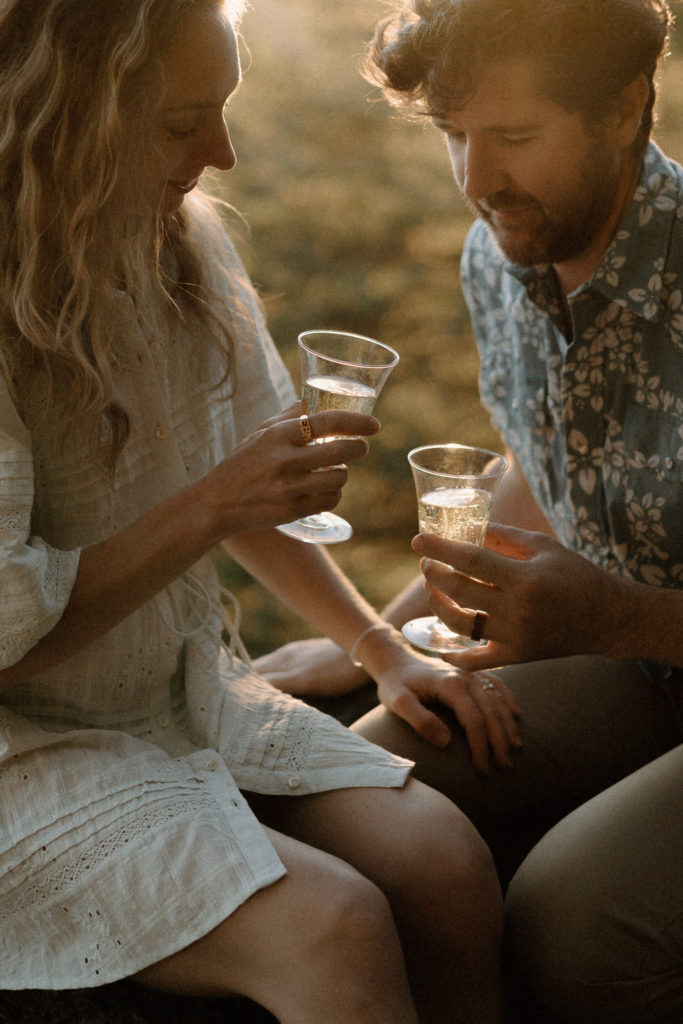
[348,623,395,668]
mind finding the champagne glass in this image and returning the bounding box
[277,330,399,544]
[402,444,508,653]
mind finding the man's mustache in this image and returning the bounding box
[479,192,542,214]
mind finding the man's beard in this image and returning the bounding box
[472,142,622,267]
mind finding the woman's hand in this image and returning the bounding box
[370,642,521,774]
[256,629,522,774]
[199,403,379,539]
[413,523,636,671]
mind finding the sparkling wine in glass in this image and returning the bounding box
[277,330,399,544]
[402,444,508,653]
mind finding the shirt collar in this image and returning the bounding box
[505,142,681,324]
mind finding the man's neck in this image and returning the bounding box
[553,149,643,298]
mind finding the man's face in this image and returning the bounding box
[435,58,627,267]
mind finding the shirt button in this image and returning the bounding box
[149,341,162,355]
[155,425,167,440]
[665,457,675,471]
[205,758,219,772]
[164,631,175,646]
[156,714,169,728]
[287,773,302,790]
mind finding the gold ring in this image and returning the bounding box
[299,413,314,443]
[470,610,487,643]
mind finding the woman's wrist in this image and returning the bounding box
[348,622,397,667]
[346,621,411,675]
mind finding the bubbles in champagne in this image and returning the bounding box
[303,374,377,414]
[418,487,493,544]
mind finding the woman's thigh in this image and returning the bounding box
[134,823,409,1015]
[505,742,683,1024]
[246,777,495,906]
[354,657,681,878]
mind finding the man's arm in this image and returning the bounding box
[489,449,555,536]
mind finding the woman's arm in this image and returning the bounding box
[232,523,523,768]
[0,408,377,691]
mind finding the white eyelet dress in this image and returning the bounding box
[0,201,412,989]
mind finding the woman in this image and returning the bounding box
[0,2,508,1021]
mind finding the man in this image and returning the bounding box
[258,1,683,1020]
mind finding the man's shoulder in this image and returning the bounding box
[633,142,683,222]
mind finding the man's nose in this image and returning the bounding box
[458,139,507,203]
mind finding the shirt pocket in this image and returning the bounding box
[616,404,683,485]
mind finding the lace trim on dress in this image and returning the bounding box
[0,790,218,921]
[0,510,24,532]
[285,713,315,773]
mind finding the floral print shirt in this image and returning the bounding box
[461,142,683,590]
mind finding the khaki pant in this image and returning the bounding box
[356,656,683,1023]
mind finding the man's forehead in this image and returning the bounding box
[430,56,558,127]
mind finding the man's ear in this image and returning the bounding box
[613,73,651,148]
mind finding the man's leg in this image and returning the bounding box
[505,742,683,1023]
[354,656,681,885]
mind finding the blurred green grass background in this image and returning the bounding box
[214,0,683,657]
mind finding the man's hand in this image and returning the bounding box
[413,523,636,671]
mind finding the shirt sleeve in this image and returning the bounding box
[0,378,81,669]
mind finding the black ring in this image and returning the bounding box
[470,610,487,643]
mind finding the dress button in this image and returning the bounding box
[155,425,167,440]
[205,758,219,772]
[149,341,162,355]
[287,773,302,790]
[665,457,675,471]
[156,714,169,728]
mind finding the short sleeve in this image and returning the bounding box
[0,378,80,669]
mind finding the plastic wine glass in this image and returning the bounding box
[277,329,400,544]
[402,444,508,653]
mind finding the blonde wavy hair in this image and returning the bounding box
[0,0,249,463]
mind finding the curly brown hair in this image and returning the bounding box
[364,0,671,149]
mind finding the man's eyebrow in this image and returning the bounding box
[433,118,542,134]
[486,122,541,135]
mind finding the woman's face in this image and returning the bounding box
[151,4,241,215]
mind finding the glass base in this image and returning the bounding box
[276,512,353,545]
[402,616,482,654]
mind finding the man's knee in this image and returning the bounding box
[505,829,683,1023]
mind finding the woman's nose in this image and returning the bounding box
[203,117,236,172]
[213,122,236,172]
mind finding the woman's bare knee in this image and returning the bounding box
[134,826,417,1023]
